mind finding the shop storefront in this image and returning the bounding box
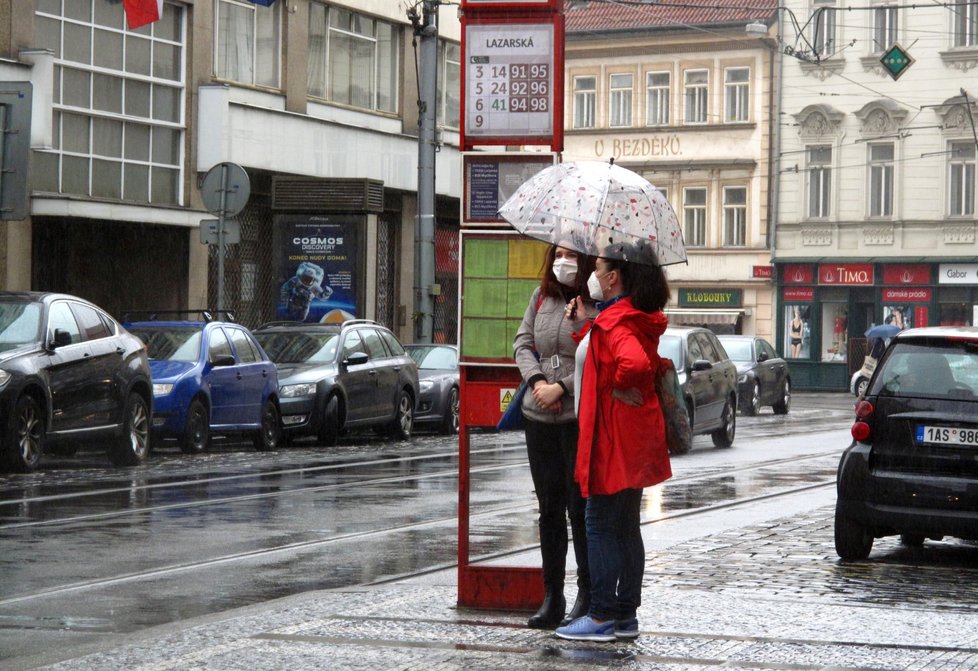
[776,261,978,390]
[665,288,748,335]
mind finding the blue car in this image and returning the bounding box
[125,312,281,453]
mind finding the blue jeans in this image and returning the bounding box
[585,488,644,621]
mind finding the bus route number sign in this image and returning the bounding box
[464,23,555,142]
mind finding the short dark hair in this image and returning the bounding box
[600,252,671,313]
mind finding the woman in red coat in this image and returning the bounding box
[556,252,672,642]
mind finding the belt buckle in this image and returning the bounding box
[550,354,560,369]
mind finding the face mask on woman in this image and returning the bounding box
[587,271,605,301]
[552,258,578,286]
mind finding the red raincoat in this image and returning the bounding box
[575,298,672,498]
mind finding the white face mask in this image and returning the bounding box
[587,271,605,301]
[552,258,578,286]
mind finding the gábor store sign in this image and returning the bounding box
[939,263,978,284]
[679,288,743,308]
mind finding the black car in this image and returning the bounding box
[717,335,791,416]
[405,344,459,435]
[253,320,419,445]
[0,292,153,472]
[658,326,738,448]
[835,327,978,560]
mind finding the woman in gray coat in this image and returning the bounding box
[513,243,597,628]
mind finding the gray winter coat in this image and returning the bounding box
[513,287,597,424]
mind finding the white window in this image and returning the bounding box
[216,0,280,88]
[724,67,749,122]
[683,187,707,247]
[684,70,708,124]
[308,4,399,113]
[573,76,596,129]
[723,187,747,246]
[949,141,976,216]
[953,0,978,47]
[807,145,832,218]
[609,73,633,128]
[33,1,185,205]
[868,143,894,217]
[812,0,837,57]
[872,4,898,51]
[438,41,460,129]
[645,72,670,126]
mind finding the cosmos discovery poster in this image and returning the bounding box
[275,214,364,323]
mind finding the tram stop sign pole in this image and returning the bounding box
[200,162,250,313]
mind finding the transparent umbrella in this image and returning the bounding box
[497,160,687,267]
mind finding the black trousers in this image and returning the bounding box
[524,418,589,592]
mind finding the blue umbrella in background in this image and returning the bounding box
[865,324,901,340]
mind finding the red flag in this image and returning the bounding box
[122,0,163,30]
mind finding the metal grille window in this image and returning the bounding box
[807,145,832,218]
[573,76,596,128]
[872,5,898,51]
[645,72,670,126]
[684,70,708,124]
[949,141,976,216]
[609,73,633,128]
[723,186,747,246]
[307,3,399,113]
[33,0,185,204]
[216,0,280,88]
[683,187,707,247]
[724,67,749,123]
[953,0,978,47]
[812,0,837,57]
[869,143,894,217]
[437,41,460,129]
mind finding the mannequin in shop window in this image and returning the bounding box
[789,307,804,358]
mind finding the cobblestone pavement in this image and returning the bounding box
[29,504,978,671]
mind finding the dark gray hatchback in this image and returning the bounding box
[835,326,978,560]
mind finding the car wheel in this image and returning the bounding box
[3,395,44,473]
[253,399,281,452]
[440,387,460,435]
[855,377,869,398]
[711,395,736,448]
[834,503,873,560]
[108,393,150,467]
[388,389,414,441]
[743,381,760,416]
[772,380,791,415]
[179,399,209,454]
[899,533,925,547]
[317,394,340,447]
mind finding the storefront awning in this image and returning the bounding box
[665,309,745,326]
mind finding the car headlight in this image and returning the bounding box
[0,370,9,388]
[419,379,435,392]
[737,374,747,384]
[153,383,173,396]
[280,382,317,398]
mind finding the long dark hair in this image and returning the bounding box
[602,256,671,313]
[539,243,596,300]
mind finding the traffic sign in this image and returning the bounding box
[880,43,914,81]
[199,218,240,245]
[200,162,250,217]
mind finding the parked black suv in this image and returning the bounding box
[658,326,738,450]
[835,326,978,560]
[253,320,419,445]
[0,292,153,472]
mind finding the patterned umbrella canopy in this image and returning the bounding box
[497,160,687,267]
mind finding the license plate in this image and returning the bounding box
[915,425,978,447]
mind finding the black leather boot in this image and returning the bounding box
[527,588,565,629]
[560,588,590,626]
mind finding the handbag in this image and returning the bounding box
[656,359,692,455]
[496,379,529,431]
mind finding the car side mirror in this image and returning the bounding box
[691,359,713,372]
[50,329,73,349]
[211,354,236,367]
[757,351,769,362]
[344,352,369,366]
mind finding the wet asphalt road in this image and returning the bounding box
[0,392,921,668]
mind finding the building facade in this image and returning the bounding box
[0,0,463,344]
[775,0,978,389]
[563,1,779,340]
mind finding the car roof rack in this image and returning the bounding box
[342,319,379,327]
[122,309,236,323]
[255,320,315,329]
